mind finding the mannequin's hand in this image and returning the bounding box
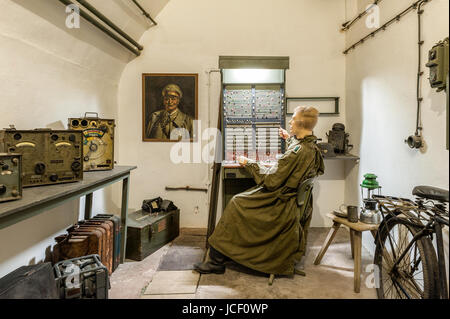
[238,156,249,167]
[279,127,290,140]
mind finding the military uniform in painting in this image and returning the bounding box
[146,109,193,140]
[208,135,324,275]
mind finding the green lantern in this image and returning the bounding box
[360,173,382,224]
[361,173,380,189]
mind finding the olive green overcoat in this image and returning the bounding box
[208,135,324,275]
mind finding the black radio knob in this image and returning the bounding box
[69,134,76,142]
[49,174,58,182]
[71,161,82,172]
[34,162,46,175]
[13,133,22,140]
[51,134,59,141]
[2,164,8,171]
[0,184,6,195]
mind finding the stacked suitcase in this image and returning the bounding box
[53,214,121,274]
[0,263,59,299]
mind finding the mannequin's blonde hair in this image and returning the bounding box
[293,106,319,130]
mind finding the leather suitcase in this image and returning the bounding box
[71,225,107,267]
[92,214,121,272]
[78,220,113,274]
[126,209,180,261]
[74,222,111,274]
[53,221,113,274]
[53,228,103,265]
[0,262,59,299]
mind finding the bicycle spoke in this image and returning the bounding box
[398,276,423,298]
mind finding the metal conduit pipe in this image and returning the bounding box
[77,0,143,51]
[131,0,158,25]
[57,0,141,56]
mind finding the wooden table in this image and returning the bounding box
[0,166,137,263]
[314,213,379,293]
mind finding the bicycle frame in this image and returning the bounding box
[373,194,449,299]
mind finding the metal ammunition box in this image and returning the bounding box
[68,113,115,171]
[0,129,83,187]
[54,254,109,299]
[126,209,180,261]
[0,153,22,203]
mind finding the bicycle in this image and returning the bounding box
[372,186,449,299]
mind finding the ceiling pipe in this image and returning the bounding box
[76,0,143,51]
[131,0,158,25]
[57,0,141,56]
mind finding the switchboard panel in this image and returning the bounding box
[222,84,285,166]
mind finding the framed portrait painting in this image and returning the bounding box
[142,73,198,142]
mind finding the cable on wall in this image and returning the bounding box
[343,0,431,55]
[405,0,427,149]
[341,0,383,32]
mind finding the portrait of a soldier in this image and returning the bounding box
[146,83,194,140]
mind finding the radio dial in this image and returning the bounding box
[34,162,46,175]
[71,161,82,172]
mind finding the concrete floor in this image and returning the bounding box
[109,227,377,299]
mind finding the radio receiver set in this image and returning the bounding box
[0,128,83,187]
[68,112,115,171]
[0,153,22,203]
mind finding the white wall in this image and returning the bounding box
[117,0,348,229]
[0,0,164,277]
[344,0,449,253]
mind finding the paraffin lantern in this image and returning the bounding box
[360,173,382,224]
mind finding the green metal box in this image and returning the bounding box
[125,209,179,261]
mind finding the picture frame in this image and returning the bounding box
[142,73,198,142]
[285,97,340,116]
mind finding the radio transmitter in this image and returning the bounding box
[68,112,115,171]
[0,153,22,203]
[0,129,83,187]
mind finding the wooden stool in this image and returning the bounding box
[313,213,379,293]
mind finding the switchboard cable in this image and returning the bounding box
[341,0,383,32]
[343,0,431,55]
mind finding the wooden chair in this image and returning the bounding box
[268,177,315,285]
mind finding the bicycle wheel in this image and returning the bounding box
[374,215,439,299]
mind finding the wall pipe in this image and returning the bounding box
[341,0,383,32]
[343,0,431,55]
[131,0,158,25]
[77,0,144,51]
[57,0,141,56]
